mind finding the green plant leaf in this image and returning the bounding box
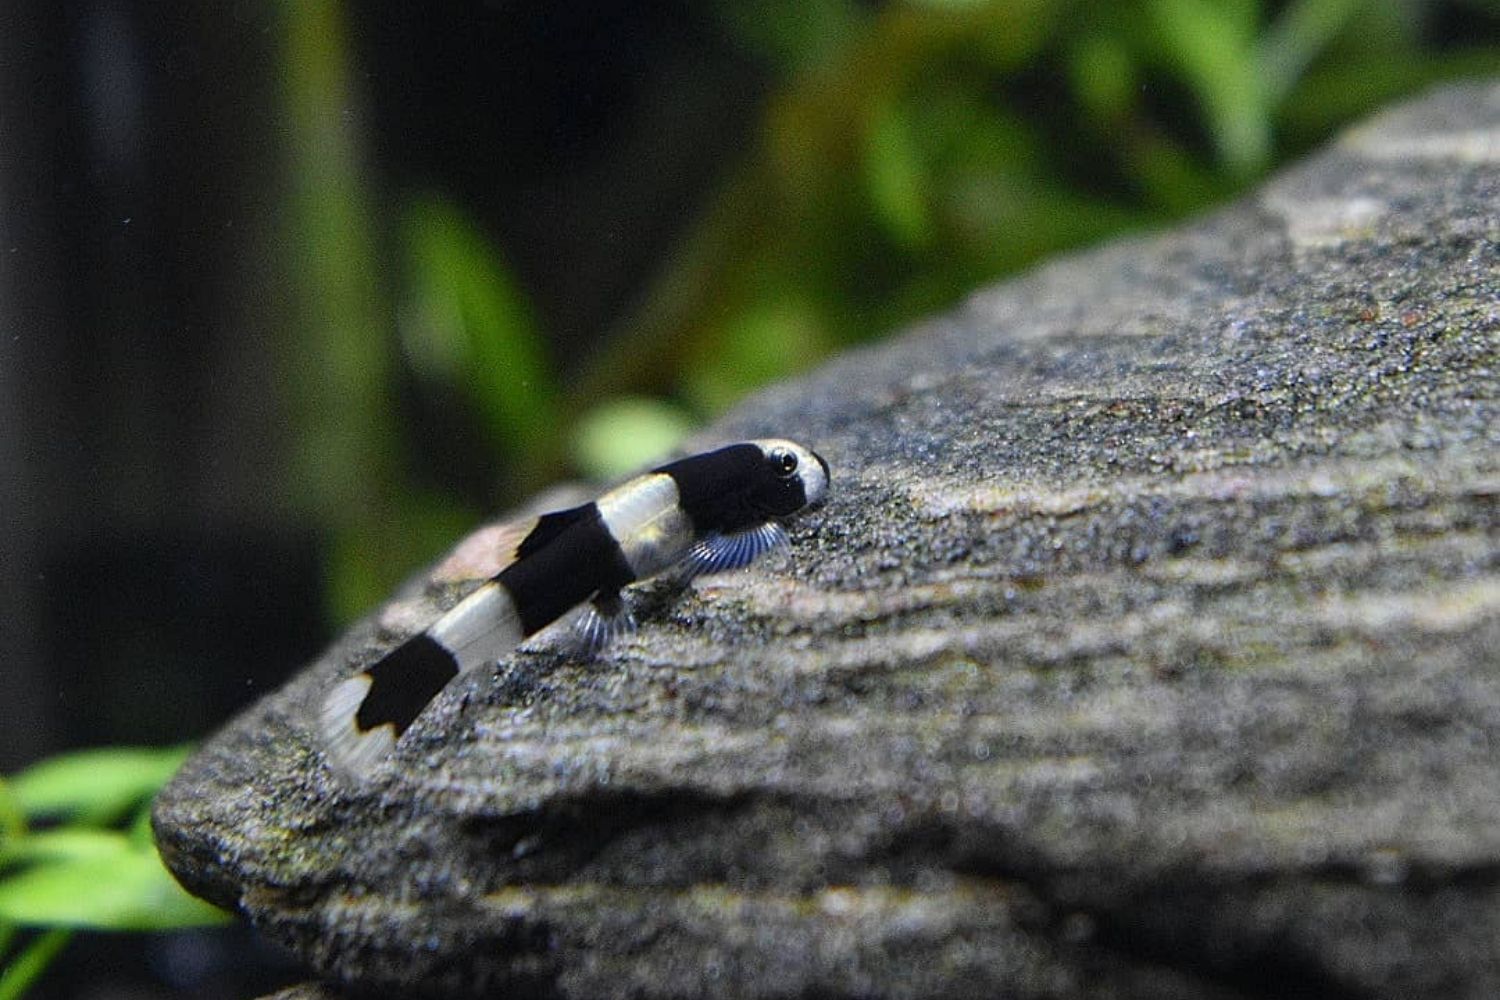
[706,0,867,70]
[1256,0,1364,104]
[9,747,190,826]
[907,0,992,9]
[682,294,831,413]
[1068,31,1137,127]
[0,928,70,1000]
[0,780,22,844]
[399,194,560,469]
[1147,0,1270,178]
[0,851,228,931]
[0,830,132,871]
[281,1,410,623]
[571,397,696,481]
[1278,48,1500,145]
[128,800,157,849]
[864,101,935,250]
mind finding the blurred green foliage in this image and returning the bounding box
[0,747,227,998]
[278,0,1498,620]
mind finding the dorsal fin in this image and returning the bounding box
[515,503,593,560]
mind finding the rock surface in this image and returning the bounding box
[155,81,1499,1000]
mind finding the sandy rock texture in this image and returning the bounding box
[155,81,1498,999]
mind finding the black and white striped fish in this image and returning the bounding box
[321,439,829,774]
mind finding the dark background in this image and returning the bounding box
[2,1,768,774]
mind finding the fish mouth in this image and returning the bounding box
[803,449,831,510]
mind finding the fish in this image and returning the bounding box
[320,439,830,774]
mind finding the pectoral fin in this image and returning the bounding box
[680,521,789,579]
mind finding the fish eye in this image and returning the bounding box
[771,448,799,478]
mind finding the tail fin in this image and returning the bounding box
[320,582,524,776]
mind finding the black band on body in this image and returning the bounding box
[655,443,765,534]
[498,502,636,635]
[356,633,460,735]
[657,443,812,531]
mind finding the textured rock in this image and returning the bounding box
[155,81,1499,1000]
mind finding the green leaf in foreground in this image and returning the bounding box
[0,780,22,843]
[0,829,131,870]
[0,850,227,931]
[0,928,70,1000]
[9,747,191,825]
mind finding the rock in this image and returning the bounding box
[258,988,338,1000]
[154,80,1499,1000]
